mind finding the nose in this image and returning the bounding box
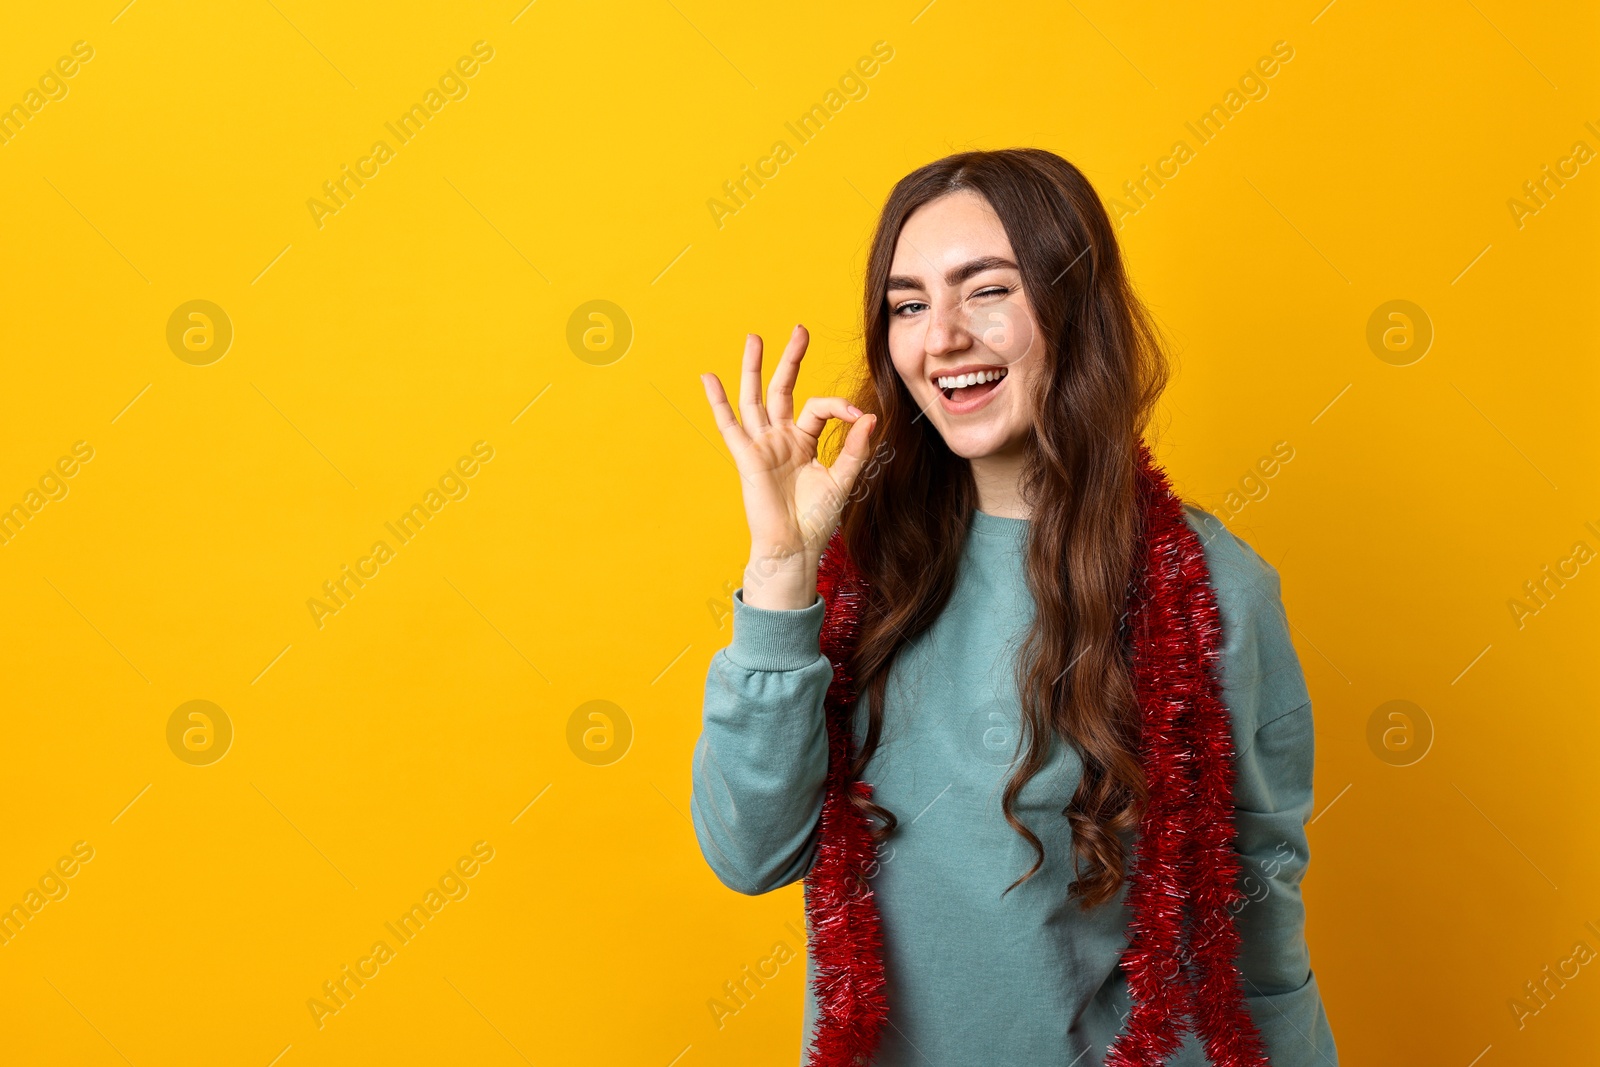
[923,298,971,358]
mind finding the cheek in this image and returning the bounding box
[969,300,1037,365]
[887,328,925,387]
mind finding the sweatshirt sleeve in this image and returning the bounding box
[1182,504,1338,1065]
[1228,702,1340,1066]
[689,586,833,896]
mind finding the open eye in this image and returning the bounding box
[890,300,928,317]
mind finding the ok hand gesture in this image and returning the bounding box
[700,325,878,611]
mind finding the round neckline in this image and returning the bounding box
[969,508,1029,541]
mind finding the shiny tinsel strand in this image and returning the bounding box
[801,441,1269,1066]
[802,541,889,1067]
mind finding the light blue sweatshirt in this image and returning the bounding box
[691,504,1338,1065]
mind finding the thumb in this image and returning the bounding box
[828,413,878,498]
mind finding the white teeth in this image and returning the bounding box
[935,368,1007,389]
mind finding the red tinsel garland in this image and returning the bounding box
[803,440,1269,1067]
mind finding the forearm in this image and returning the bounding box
[1230,704,1339,1065]
[690,587,832,895]
[1240,970,1338,1066]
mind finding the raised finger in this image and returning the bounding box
[700,372,752,455]
[739,333,770,431]
[766,323,809,424]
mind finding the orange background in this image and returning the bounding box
[0,1,1595,1064]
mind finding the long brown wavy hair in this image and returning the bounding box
[830,148,1173,911]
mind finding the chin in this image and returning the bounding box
[942,428,1022,460]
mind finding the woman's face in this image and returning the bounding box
[886,189,1044,462]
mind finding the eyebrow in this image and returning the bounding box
[886,255,1019,292]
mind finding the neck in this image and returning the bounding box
[970,447,1029,519]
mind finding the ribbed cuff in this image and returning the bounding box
[726,587,826,672]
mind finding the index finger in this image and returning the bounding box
[700,372,752,455]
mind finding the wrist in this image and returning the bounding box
[742,553,819,611]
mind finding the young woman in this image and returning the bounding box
[691,148,1337,1067]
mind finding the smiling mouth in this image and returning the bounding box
[936,366,1008,404]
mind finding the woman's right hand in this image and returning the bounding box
[700,325,878,611]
